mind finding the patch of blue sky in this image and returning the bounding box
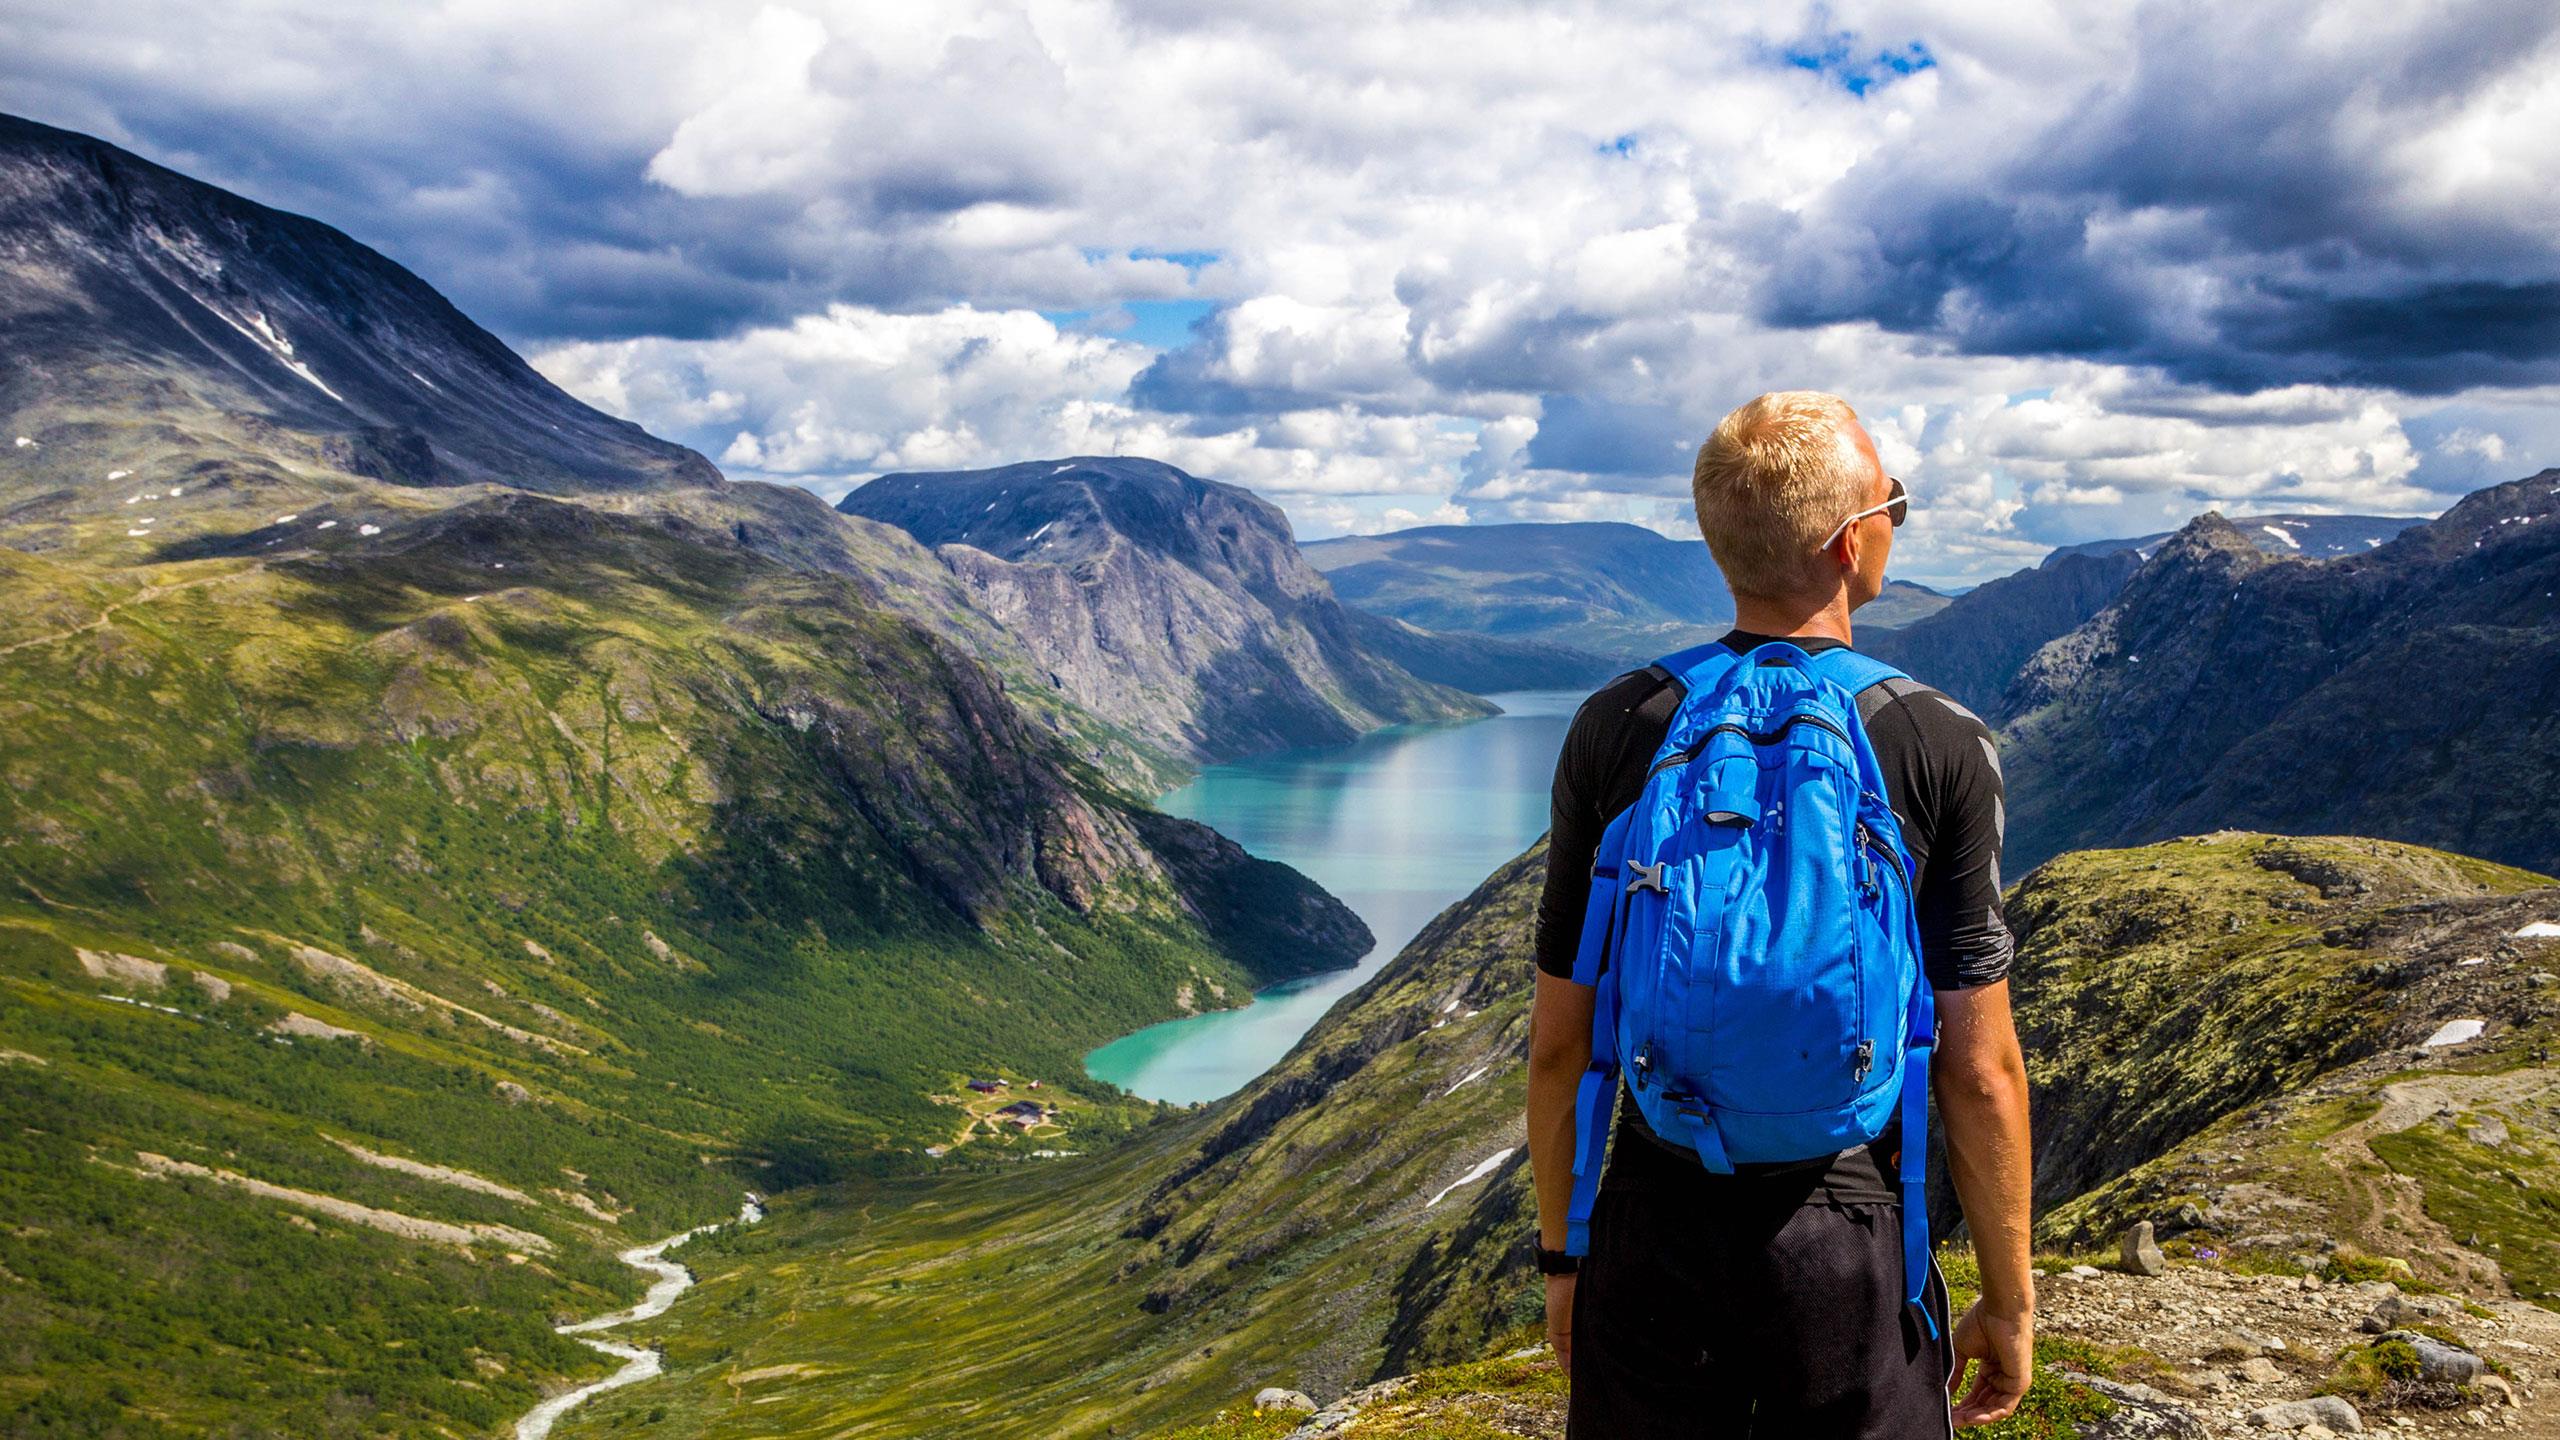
[1043,299,1220,351]
[1079,246,1222,274]
[1129,247,1220,271]
[1597,133,1639,157]
[2006,387,2055,404]
[1768,29,1935,97]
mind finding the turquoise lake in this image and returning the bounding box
[1083,689,1586,1104]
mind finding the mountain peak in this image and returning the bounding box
[0,111,719,514]
[841,455,1284,571]
[839,453,1493,765]
[2150,508,2280,573]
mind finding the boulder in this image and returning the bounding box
[2233,1356,2283,1384]
[2247,1395,2363,1432]
[2121,1220,2169,1276]
[2201,1327,2286,1361]
[2156,1202,2209,1237]
[2360,1292,2459,1333]
[2378,1331,2483,1384]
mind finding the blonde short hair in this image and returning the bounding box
[1689,391,1873,598]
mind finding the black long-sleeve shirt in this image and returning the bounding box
[1534,628,2014,1200]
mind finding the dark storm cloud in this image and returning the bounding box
[3,68,1087,346]
[1751,0,2560,396]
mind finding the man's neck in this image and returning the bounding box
[1729,589,1855,645]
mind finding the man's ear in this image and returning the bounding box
[1829,521,1863,574]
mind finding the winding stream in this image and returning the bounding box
[513,1195,764,1440]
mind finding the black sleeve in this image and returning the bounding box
[1862,684,2014,991]
[1533,672,1661,979]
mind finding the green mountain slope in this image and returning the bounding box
[552,832,2560,1439]
[0,118,1378,1438]
[0,489,1371,1436]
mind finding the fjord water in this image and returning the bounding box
[1085,690,1585,1103]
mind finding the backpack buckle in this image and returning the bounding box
[1625,861,1667,895]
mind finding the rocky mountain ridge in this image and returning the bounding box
[1865,547,2147,720]
[1999,472,2560,877]
[2050,513,2432,565]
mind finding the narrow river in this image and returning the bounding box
[513,1195,764,1440]
[1084,689,1584,1103]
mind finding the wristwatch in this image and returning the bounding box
[1533,1238,1580,1275]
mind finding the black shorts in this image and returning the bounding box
[1567,1179,1955,1439]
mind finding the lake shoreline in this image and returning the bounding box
[1083,689,1584,1104]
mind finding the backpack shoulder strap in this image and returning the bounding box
[1801,645,1907,699]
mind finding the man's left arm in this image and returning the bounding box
[1900,690,2033,1427]
[1936,980,2033,1427]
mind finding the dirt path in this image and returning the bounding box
[0,561,269,657]
[2319,1068,2560,1295]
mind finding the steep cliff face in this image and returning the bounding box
[841,457,1496,765]
[1998,475,2560,877]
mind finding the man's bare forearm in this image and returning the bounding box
[1934,981,2034,1314]
[1527,972,1595,1250]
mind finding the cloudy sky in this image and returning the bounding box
[7,0,2557,584]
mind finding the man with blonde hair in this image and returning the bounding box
[1526,391,2035,1435]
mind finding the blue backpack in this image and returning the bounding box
[1563,638,1938,1336]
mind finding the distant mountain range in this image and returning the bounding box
[1299,519,1951,665]
[2049,512,2429,564]
[1302,512,2432,696]
[840,457,1496,766]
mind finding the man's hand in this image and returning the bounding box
[1948,1294,2032,1428]
[1545,1272,1576,1373]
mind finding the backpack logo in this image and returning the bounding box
[1562,639,1940,1337]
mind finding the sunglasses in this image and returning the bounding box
[1819,475,1908,550]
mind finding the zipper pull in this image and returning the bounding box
[1853,1039,1875,1082]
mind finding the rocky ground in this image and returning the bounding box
[2034,1258,2555,1437]
[1173,1256,2555,1440]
